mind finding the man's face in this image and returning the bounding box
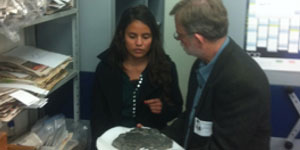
[174,16,199,56]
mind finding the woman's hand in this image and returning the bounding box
[136,123,143,128]
[144,98,163,114]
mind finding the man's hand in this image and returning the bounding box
[144,98,163,114]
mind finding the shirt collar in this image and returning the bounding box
[197,37,230,82]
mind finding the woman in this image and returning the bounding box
[91,5,183,145]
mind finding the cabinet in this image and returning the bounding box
[0,0,80,137]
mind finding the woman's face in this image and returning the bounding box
[124,20,152,60]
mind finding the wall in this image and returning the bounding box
[78,1,115,119]
[79,1,115,72]
[163,0,196,106]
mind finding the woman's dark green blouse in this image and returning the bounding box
[120,72,140,127]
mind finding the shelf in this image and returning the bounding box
[24,8,78,28]
[0,0,80,139]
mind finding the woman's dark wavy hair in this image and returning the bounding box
[107,5,173,104]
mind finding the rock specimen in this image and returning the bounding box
[112,128,172,150]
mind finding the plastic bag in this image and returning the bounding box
[33,114,66,146]
[65,119,91,150]
[11,114,67,148]
[12,115,91,150]
[0,0,48,42]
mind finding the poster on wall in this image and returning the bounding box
[245,0,300,72]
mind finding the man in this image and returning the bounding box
[162,0,271,149]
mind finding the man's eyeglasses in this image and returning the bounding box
[173,32,194,40]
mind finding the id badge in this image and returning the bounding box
[194,117,213,137]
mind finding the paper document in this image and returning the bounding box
[0,83,49,95]
[27,98,48,109]
[4,46,71,68]
[10,90,40,106]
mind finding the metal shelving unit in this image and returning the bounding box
[23,8,78,28]
[0,0,80,140]
[23,3,80,122]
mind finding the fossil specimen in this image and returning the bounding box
[112,128,172,150]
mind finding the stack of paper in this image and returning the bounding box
[0,46,72,91]
[0,88,21,122]
[0,46,73,121]
[0,87,50,122]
